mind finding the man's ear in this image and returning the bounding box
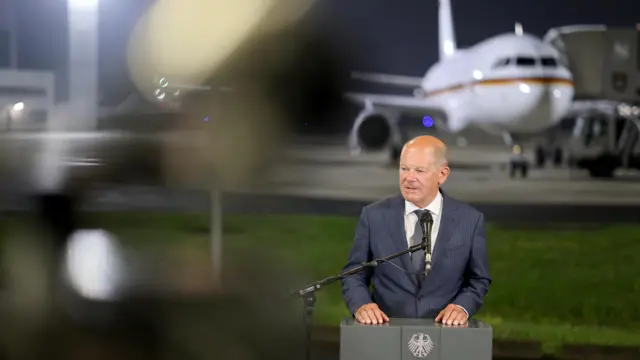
[438,166,450,185]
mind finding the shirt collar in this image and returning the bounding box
[405,190,443,216]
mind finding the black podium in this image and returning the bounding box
[340,318,492,360]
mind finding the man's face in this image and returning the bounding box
[399,147,449,207]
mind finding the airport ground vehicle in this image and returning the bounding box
[542,25,640,178]
[564,103,640,177]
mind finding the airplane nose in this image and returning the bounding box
[508,80,574,132]
[547,82,574,123]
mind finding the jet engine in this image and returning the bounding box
[349,108,400,152]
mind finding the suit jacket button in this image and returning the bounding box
[418,296,423,300]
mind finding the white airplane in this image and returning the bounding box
[346,0,575,160]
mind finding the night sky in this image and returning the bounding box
[1,0,640,104]
[312,0,640,74]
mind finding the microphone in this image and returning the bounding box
[418,211,433,271]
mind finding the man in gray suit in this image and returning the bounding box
[341,136,491,326]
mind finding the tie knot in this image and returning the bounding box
[414,209,432,223]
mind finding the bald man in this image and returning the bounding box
[341,136,491,325]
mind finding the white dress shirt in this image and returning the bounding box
[403,190,468,317]
[404,191,443,253]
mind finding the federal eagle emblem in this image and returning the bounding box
[408,333,434,358]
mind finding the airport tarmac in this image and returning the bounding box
[231,141,640,206]
[0,136,640,210]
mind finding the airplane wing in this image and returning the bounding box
[351,72,423,88]
[344,92,475,131]
[346,92,445,116]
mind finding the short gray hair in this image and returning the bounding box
[434,145,448,167]
[400,136,449,168]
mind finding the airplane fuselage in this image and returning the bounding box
[420,33,574,134]
[345,0,577,155]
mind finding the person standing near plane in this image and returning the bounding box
[341,136,491,325]
[509,144,529,178]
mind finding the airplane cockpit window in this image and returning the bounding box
[515,57,536,66]
[492,56,559,69]
[492,58,511,68]
[541,57,558,67]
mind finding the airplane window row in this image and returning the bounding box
[493,57,558,68]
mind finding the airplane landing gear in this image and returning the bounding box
[501,131,514,147]
[553,147,563,167]
[534,142,564,168]
[534,145,545,168]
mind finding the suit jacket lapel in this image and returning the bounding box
[382,194,417,287]
[432,190,459,261]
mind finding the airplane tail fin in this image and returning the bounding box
[515,22,523,36]
[438,0,457,60]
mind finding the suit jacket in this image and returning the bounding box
[340,190,491,319]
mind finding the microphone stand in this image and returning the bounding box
[290,240,429,360]
[423,219,433,272]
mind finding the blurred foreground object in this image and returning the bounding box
[0,0,349,194]
[162,24,349,189]
[1,216,306,360]
[128,0,349,189]
[1,1,346,358]
[127,0,316,92]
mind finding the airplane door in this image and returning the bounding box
[601,29,639,102]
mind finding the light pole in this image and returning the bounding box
[67,0,99,129]
[7,0,18,68]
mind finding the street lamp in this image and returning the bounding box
[12,102,24,112]
[4,101,25,131]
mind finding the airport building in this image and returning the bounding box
[0,0,60,131]
[0,0,103,131]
